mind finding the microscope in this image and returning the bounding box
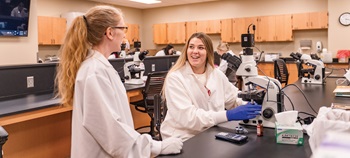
[221,24,284,128]
[119,43,127,58]
[290,52,325,84]
[124,41,148,85]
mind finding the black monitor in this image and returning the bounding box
[0,0,31,37]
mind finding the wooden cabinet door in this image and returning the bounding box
[196,20,221,34]
[293,12,328,30]
[292,13,309,30]
[153,23,167,44]
[232,18,245,43]
[286,63,298,84]
[257,63,274,77]
[275,14,292,41]
[186,21,197,41]
[196,21,207,33]
[51,17,66,45]
[38,16,53,45]
[207,20,221,34]
[257,16,275,42]
[258,15,292,42]
[232,17,258,43]
[167,22,186,44]
[309,11,328,29]
[221,19,233,43]
[38,16,66,45]
[126,23,139,43]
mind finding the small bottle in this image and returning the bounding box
[257,120,263,137]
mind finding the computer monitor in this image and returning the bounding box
[0,0,31,37]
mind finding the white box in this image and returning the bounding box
[264,53,279,62]
[275,122,304,145]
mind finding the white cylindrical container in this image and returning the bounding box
[61,12,85,29]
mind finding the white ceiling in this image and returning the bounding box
[89,0,223,9]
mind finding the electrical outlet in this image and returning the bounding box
[152,64,155,72]
[27,76,34,88]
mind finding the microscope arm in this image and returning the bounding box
[244,75,282,90]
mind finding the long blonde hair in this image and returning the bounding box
[55,6,123,106]
[162,32,215,98]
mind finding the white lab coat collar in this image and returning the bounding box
[89,49,113,68]
[182,61,216,96]
[183,61,214,76]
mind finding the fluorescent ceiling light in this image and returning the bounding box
[129,0,161,4]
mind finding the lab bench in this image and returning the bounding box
[158,77,348,158]
[0,84,146,158]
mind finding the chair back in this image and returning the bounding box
[143,71,168,111]
[274,59,289,85]
[153,93,167,140]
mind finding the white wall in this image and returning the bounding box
[328,0,350,56]
[0,0,38,66]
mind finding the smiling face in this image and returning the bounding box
[187,37,207,74]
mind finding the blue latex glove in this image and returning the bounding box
[226,102,262,121]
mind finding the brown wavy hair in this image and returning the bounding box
[55,6,123,106]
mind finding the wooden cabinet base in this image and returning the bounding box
[2,109,72,158]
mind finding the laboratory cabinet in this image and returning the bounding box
[167,22,186,44]
[221,17,259,43]
[153,22,186,44]
[234,17,258,43]
[220,19,233,43]
[126,23,140,44]
[38,16,66,45]
[153,23,167,44]
[196,20,221,34]
[292,11,328,30]
[257,62,298,85]
[154,11,328,45]
[257,14,293,42]
[186,21,197,40]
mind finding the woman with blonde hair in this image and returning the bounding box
[56,5,182,157]
[160,32,262,141]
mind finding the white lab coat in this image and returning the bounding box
[71,50,161,158]
[217,50,235,73]
[155,50,181,56]
[160,62,245,141]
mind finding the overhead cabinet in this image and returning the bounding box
[257,14,292,42]
[186,21,197,40]
[126,23,140,44]
[196,20,221,34]
[153,22,186,44]
[221,17,258,43]
[220,19,233,43]
[167,22,186,44]
[153,23,167,44]
[292,11,328,30]
[38,16,66,45]
[153,11,327,45]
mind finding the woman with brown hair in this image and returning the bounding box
[160,32,262,141]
